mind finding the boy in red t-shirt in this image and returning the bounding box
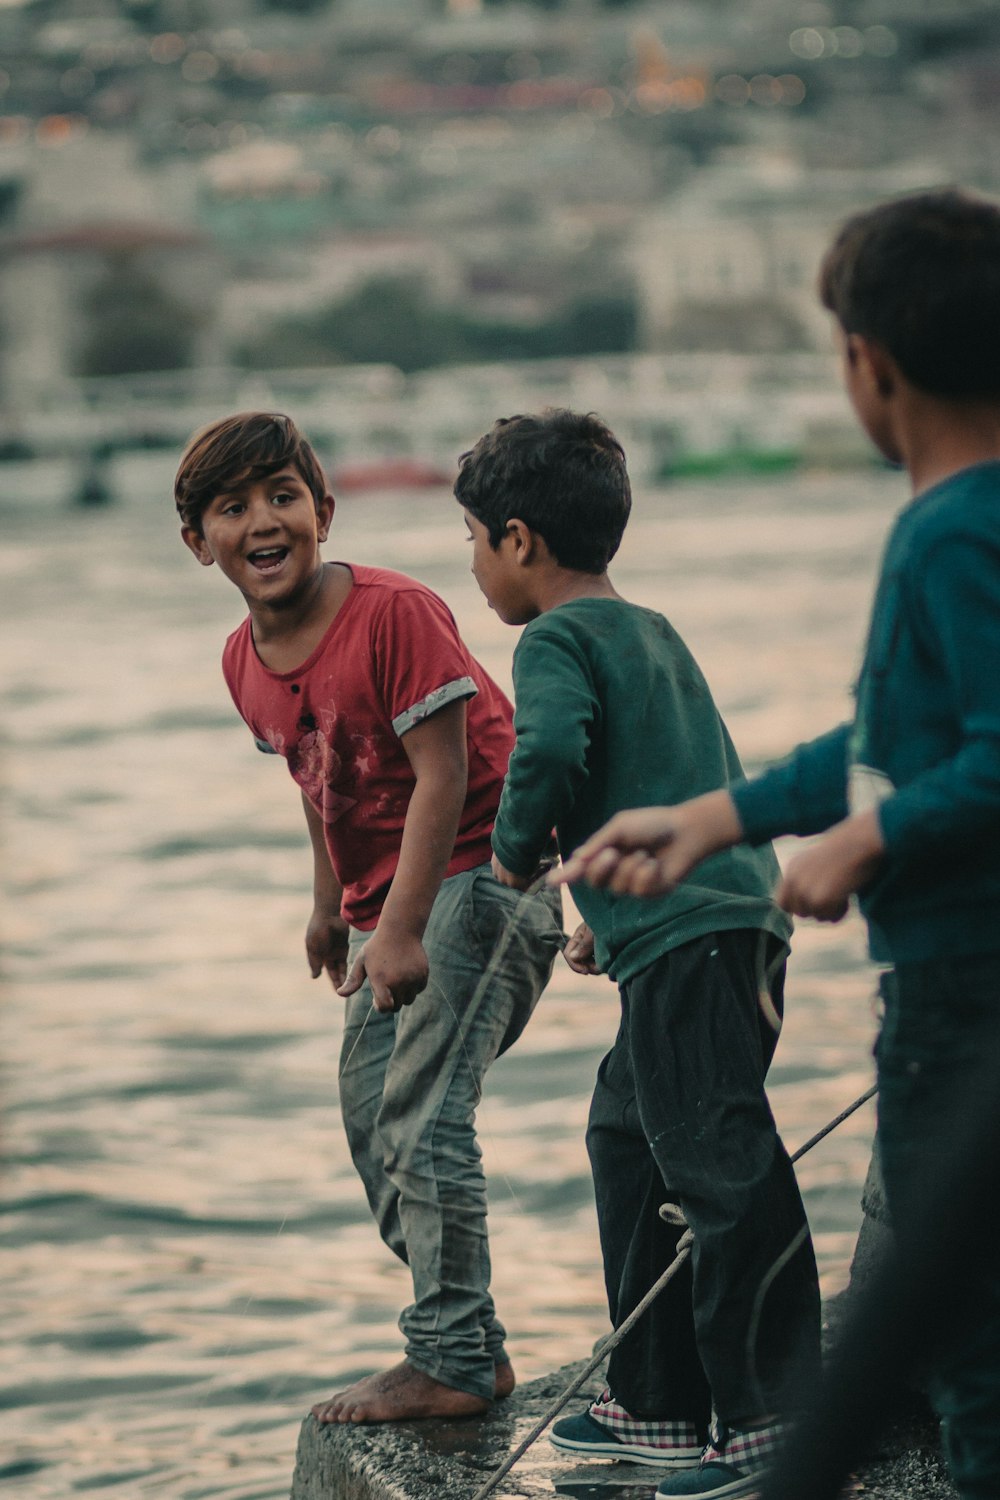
[175,411,563,1423]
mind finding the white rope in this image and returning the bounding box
[469,1083,878,1500]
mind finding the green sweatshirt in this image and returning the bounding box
[491,597,791,983]
[733,460,1000,964]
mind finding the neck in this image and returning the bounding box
[895,395,1000,495]
[249,560,345,646]
[533,568,619,613]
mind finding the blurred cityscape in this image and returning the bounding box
[2,0,999,477]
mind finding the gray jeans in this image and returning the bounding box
[338,863,564,1398]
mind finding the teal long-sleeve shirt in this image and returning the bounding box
[733,461,1000,964]
[491,597,791,983]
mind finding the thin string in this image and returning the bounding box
[469,1082,879,1500]
[234,881,563,1412]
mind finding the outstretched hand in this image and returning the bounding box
[551,790,744,898]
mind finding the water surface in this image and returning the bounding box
[2,455,899,1497]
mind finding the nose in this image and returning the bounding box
[246,495,280,532]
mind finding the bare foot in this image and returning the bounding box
[311,1359,490,1424]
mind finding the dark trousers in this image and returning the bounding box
[586,930,821,1430]
[877,955,1000,1500]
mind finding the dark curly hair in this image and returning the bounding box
[454,409,631,574]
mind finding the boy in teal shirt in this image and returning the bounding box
[559,189,1000,1500]
[455,410,820,1495]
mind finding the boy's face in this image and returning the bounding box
[182,466,334,608]
[463,510,536,626]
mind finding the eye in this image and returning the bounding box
[220,499,245,516]
[271,491,295,505]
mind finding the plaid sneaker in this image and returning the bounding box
[550,1389,703,1467]
[654,1418,786,1497]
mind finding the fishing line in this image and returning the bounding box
[340,997,379,1074]
[359,876,566,1236]
[248,880,564,1414]
[469,1082,878,1500]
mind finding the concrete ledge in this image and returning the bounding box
[291,1360,608,1500]
[290,1354,956,1500]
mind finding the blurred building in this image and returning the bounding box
[0,223,222,402]
[631,156,948,355]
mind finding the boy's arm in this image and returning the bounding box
[554,789,744,894]
[339,699,468,1014]
[301,792,350,987]
[491,625,596,881]
[555,724,851,895]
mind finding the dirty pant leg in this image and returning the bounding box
[338,864,563,1399]
[876,957,1000,1500]
[591,931,821,1425]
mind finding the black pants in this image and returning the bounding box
[586,930,821,1430]
[877,956,1000,1499]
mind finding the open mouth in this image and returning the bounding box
[247,546,289,573]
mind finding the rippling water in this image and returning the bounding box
[1,453,901,1498]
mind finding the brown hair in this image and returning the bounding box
[819,188,1000,398]
[174,411,328,531]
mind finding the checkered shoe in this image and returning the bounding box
[550,1388,703,1467]
[654,1417,786,1497]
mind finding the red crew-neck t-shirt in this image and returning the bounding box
[222,564,514,929]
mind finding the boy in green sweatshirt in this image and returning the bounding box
[455,410,820,1497]
[557,189,1000,1500]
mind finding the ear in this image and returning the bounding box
[849,333,896,398]
[317,493,335,543]
[504,518,538,566]
[181,524,215,567]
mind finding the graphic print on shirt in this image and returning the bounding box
[266,704,358,826]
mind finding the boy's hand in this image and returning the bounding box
[552,791,743,897]
[337,924,430,1013]
[491,852,532,891]
[563,921,601,975]
[306,907,350,988]
[777,809,886,922]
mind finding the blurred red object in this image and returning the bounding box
[332,458,454,493]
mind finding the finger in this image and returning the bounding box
[551,838,608,885]
[308,952,322,979]
[579,846,626,889]
[326,958,347,988]
[369,977,397,1013]
[632,854,674,897]
[336,953,366,997]
[607,850,657,895]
